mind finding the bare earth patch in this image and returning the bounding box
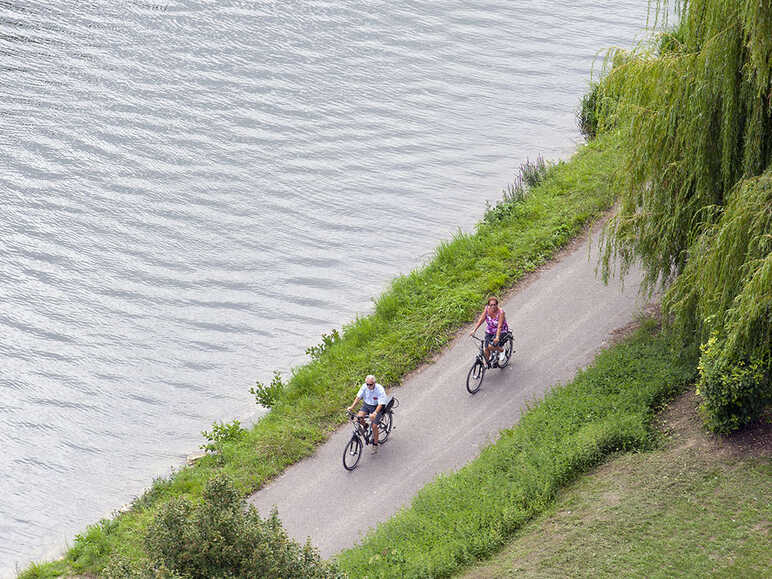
[657,389,772,460]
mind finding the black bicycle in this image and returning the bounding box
[343,398,397,471]
[466,332,513,394]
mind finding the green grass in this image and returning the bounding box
[461,397,771,578]
[20,134,623,577]
[336,321,697,577]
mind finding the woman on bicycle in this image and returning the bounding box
[470,296,509,368]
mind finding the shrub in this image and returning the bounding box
[250,370,286,408]
[577,82,600,140]
[697,335,770,433]
[106,474,339,578]
[200,420,246,454]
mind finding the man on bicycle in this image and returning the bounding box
[347,374,387,454]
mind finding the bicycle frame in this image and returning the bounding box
[343,406,395,470]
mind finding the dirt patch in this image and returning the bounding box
[657,390,772,460]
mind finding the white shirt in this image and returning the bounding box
[357,382,388,407]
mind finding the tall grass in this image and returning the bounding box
[593,0,772,431]
[20,135,623,577]
[336,321,696,577]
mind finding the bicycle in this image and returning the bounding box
[466,332,514,394]
[343,397,397,471]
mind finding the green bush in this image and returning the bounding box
[200,420,246,454]
[577,82,600,140]
[104,474,339,578]
[250,370,286,409]
[697,334,770,433]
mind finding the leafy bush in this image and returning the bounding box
[577,82,600,140]
[665,172,772,431]
[200,420,246,454]
[250,370,286,408]
[306,329,341,360]
[697,335,770,433]
[105,475,339,578]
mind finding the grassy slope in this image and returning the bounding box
[462,392,771,578]
[20,134,624,576]
[336,322,697,578]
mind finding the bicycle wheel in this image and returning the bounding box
[499,336,514,368]
[466,358,486,394]
[342,435,363,470]
[378,411,393,443]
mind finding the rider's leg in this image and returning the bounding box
[372,419,379,445]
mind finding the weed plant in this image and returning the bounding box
[336,321,696,577]
[20,135,622,577]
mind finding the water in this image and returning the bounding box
[0,0,649,572]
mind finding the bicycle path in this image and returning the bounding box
[247,223,647,558]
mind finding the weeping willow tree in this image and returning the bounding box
[594,0,772,432]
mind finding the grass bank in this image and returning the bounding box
[462,391,771,578]
[22,134,623,577]
[336,320,697,577]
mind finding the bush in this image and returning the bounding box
[106,474,339,578]
[250,370,286,408]
[577,82,600,140]
[697,335,771,433]
[200,420,246,454]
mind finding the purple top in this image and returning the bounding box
[485,307,508,335]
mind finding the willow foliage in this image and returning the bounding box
[666,173,772,431]
[594,0,772,431]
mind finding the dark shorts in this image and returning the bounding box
[360,402,382,421]
[485,332,510,348]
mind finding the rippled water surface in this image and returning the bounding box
[0,0,649,571]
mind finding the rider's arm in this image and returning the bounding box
[347,395,361,411]
[496,310,507,343]
[470,309,486,335]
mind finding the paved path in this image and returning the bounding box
[248,224,646,558]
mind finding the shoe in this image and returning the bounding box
[370,444,378,455]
